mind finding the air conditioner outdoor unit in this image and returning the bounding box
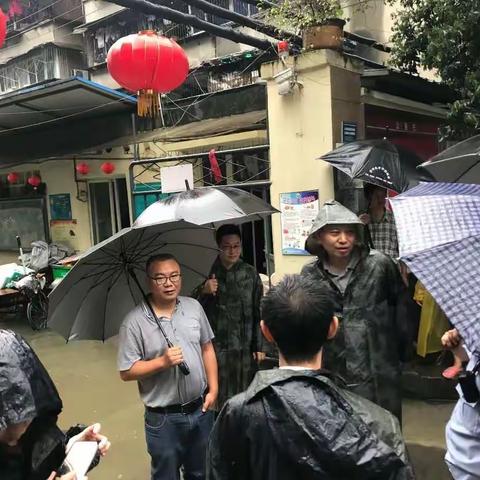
[72,69,89,79]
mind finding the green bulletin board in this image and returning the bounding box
[49,193,72,221]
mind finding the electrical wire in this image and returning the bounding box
[0,97,132,135]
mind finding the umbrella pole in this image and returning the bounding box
[128,269,190,376]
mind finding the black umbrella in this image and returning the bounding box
[319,139,433,193]
[420,134,480,184]
[48,221,219,343]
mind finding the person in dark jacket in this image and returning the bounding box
[193,224,265,409]
[301,200,404,420]
[207,275,414,480]
[0,329,110,480]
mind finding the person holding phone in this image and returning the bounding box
[0,329,110,480]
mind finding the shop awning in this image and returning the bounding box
[0,77,136,166]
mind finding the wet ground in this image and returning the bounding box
[0,319,150,480]
[0,316,456,480]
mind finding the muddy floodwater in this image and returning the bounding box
[1,316,457,480]
[0,319,150,480]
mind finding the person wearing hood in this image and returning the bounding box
[206,274,415,480]
[0,329,110,480]
[301,200,404,420]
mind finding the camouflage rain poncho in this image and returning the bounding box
[194,257,263,409]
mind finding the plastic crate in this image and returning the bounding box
[52,265,71,280]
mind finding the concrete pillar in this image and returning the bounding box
[262,49,364,279]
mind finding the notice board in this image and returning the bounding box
[0,198,48,250]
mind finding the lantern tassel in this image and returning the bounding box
[138,89,160,117]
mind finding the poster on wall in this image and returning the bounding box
[280,190,319,255]
[49,193,72,220]
[50,220,77,250]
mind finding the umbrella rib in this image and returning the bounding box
[132,242,220,263]
[74,265,119,282]
[128,226,214,263]
[62,266,119,342]
[122,228,144,257]
[453,158,480,183]
[101,267,126,342]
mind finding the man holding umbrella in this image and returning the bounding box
[359,183,399,259]
[118,253,218,480]
[301,200,404,420]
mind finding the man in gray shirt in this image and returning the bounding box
[118,253,218,480]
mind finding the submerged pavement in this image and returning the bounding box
[0,319,455,480]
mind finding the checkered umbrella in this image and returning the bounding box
[390,182,480,354]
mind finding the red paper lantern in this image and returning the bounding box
[107,31,189,117]
[76,162,90,175]
[277,40,289,53]
[7,172,19,184]
[277,41,289,61]
[0,9,6,49]
[101,162,115,175]
[27,175,41,188]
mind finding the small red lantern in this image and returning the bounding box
[101,162,115,175]
[107,31,189,117]
[27,175,41,188]
[0,9,6,49]
[7,172,19,184]
[76,162,90,175]
[277,41,289,61]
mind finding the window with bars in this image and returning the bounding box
[0,46,83,94]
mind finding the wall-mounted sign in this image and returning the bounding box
[280,190,319,255]
[50,219,77,249]
[160,164,194,193]
[341,121,358,143]
[49,193,72,221]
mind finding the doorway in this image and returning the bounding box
[89,178,130,244]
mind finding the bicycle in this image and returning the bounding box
[14,273,49,330]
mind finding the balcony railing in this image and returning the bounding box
[89,0,259,65]
[6,0,82,34]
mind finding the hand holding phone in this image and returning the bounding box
[58,441,98,479]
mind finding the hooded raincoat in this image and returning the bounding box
[0,330,95,480]
[207,369,415,480]
[193,257,263,409]
[301,201,404,419]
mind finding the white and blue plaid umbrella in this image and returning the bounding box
[390,182,480,354]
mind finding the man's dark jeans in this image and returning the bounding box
[145,406,214,480]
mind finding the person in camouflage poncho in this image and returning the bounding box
[301,201,405,421]
[193,225,265,410]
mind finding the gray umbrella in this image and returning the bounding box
[420,135,480,183]
[133,186,278,228]
[47,221,218,342]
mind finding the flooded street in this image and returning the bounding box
[1,315,456,480]
[0,318,150,480]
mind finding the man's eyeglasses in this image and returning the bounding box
[149,273,181,286]
[220,245,241,252]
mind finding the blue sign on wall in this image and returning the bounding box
[49,193,72,221]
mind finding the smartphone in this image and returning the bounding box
[58,441,98,478]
